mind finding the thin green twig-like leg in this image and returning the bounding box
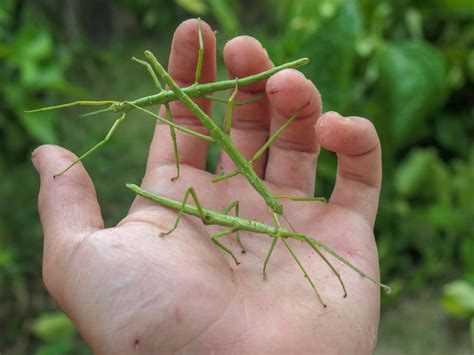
[160,187,207,237]
[194,18,204,84]
[282,238,327,308]
[159,187,241,265]
[212,169,239,183]
[301,236,347,298]
[274,195,327,202]
[125,103,215,143]
[132,57,164,91]
[224,81,238,135]
[212,105,309,184]
[164,103,180,181]
[263,236,278,280]
[262,210,283,279]
[53,112,127,178]
[204,95,263,106]
[25,100,116,114]
[222,201,245,253]
[133,57,180,181]
[249,104,307,164]
[211,229,241,265]
[308,238,391,294]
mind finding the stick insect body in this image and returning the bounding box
[127,183,391,308]
[27,19,383,298]
[27,20,316,218]
[26,58,309,117]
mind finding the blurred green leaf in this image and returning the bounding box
[32,312,76,342]
[279,0,362,111]
[207,0,239,36]
[377,41,447,147]
[441,280,474,318]
[36,338,76,355]
[394,148,447,199]
[435,113,473,156]
[428,0,474,12]
[18,30,53,61]
[17,111,58,144]
[175,0,208,15]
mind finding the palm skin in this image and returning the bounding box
[33,19,382,354]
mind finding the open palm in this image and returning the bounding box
[34,19,383,354]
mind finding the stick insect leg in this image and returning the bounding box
[53,112,127,178]
[212,169,239,183]
[262,210,284,279]
[160,187,207,237]
[164,104,180,181]
[222,201,245,253]
[282,238,327,308]
[132,57,181,181]
[25,101,116,114]
[224,81,238,135]
[262,236,278,280]
[211,229,241,265]
[132,57,164,91]
[249,104,307,164]
[126,103,215,143]
[204,95,263,106]
[300,236,347,298]
[281,210,346,298]
[159,186,241,265]
[308,238,391,294]
[194,18,204,84]
[274,195,328,202]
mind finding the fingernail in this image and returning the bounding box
[327,111,350,122]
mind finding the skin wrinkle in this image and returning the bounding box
[337,169,381,189]
[330,186,379,227]
[176,288,236,353]
[208,293,248,353]
[271,135,318,153]
[333,180,379,209]
[339,140,380,158]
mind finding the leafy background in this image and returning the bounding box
[1,0,473,353]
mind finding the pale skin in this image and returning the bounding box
[33,19,382,354]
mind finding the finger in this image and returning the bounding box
[264,69,322,195]
[146,19,216,173]
[32,145,104,294]
[215,36,273,177]
[315,112,381,226]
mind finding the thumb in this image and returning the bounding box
[32,145,103,295]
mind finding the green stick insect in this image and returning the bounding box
[27,19,390,304]
[27,18,322,232]
[127,183,391,308]
[26,23,308,180]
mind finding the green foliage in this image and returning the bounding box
[0,1,77,159]
[441,279,474,346]
[376,41,447,147]
[32,312,75,342]
[32,311,90,355]
[441,280,474,318]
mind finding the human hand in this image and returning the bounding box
[33,19,382,354]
